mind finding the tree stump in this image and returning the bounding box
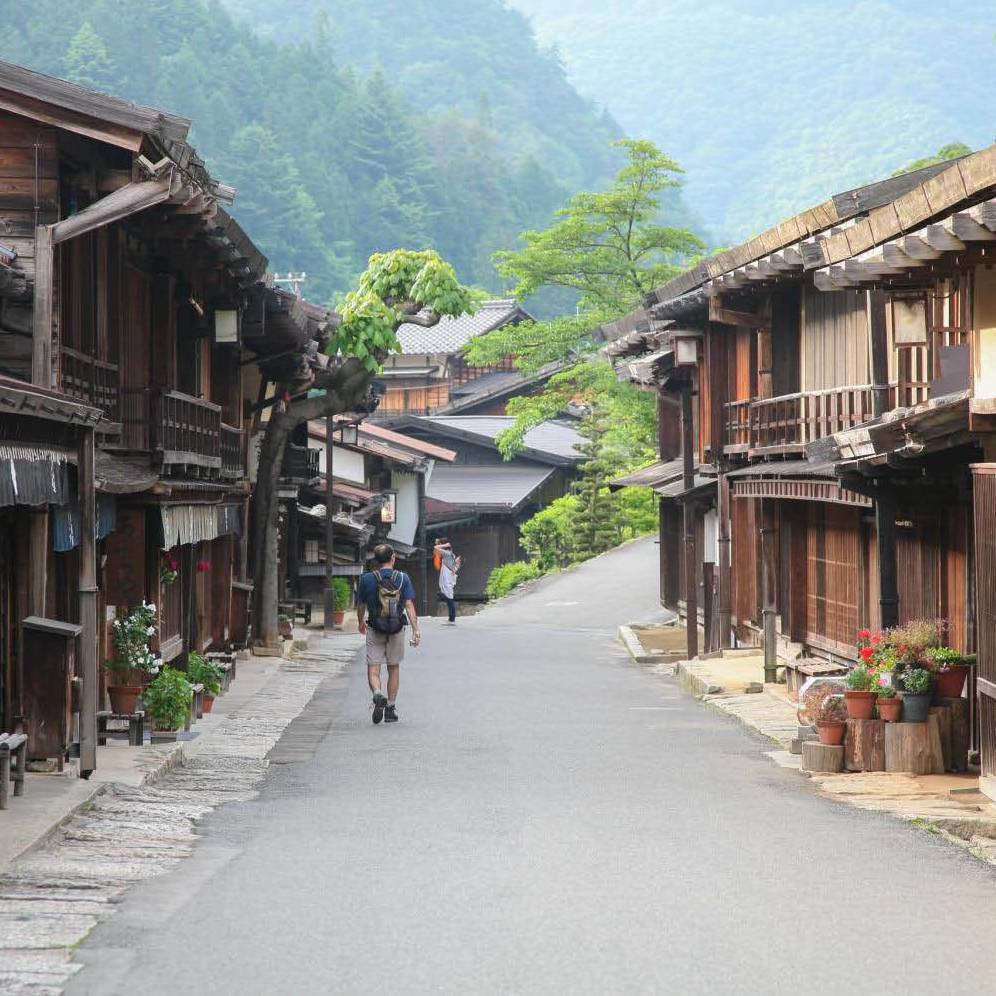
[802,742,844,773]
[929,706,953,771]
[845,719,885,772]
[937,697,969,773]
[884,716,944,775]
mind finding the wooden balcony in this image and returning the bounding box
[220,423,243,480]
[724,385,874,455]
[61,347,120,421]
[281,443,320,485]
[153,390,222,472]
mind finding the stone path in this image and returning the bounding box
[0,638,359,995]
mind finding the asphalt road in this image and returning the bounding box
[71,538,996,994]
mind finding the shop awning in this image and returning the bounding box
[160,502,241,549]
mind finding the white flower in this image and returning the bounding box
[147,626,156,636]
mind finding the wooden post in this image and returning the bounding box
[78,427,98,778]
[885,717,945,774]
[869,290,890,418]
[28,511,48,617]
[324,419,335,632]
[876,492,899,629]
[802,742,844,773]
[717,472,732,649]
[761,498,777,683]
[681,379,698,660]
[702,562,715,653]
[32,225,54,388]
[417,467,428,616]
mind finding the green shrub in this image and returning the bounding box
[144,666,192,731]
[485,561,541,600]
[331,577,352,611]
[520,495,580,571]
[187,652,223,697]
[615,485,658,539]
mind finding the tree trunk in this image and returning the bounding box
[251,359,374,649]
[844,718,885,772]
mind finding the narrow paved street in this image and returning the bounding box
[70,538,996,994]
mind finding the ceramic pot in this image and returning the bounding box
[817,720,846,746]
[844,689,877,720]
[878,696,903,723]
[202,694,215,714]
[333,610,346,625]
[902,692,932,723]
[278,619,293,639]
[107,684,142,715]
[935,665,968,699]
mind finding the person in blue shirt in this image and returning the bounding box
[356,543,420,724]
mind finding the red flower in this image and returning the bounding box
[196,561,211,572]
[858,629,870,640]
[870,634,880,645]
[859,646,875,662]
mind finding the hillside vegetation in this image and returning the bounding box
[512,0,995,243]
[3,0,626,304]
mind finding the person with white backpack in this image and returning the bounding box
[356,543,420,724]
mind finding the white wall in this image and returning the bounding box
[388,471,420,547]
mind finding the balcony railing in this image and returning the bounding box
[153,390,222,471]
[724,384,875,454]
[220,423,243,480]
[61,347,120,421]
[281,443,320,485]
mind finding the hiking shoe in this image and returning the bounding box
[372,693,387,725]
[384,705,399,723]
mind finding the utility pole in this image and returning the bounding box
[681,377,698,660]
[324,419,335,631]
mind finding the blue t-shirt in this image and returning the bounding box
[357,568,416,625]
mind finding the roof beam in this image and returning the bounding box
[923,223,966,252]
[898,232,943,260]
[949,211,996,242]
[50,175,176,245]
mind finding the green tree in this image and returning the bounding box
[892,142,972,177]
[253,249,473,644]
[520,494,580,571]
[63,22,116,91]
[570,412,622,562]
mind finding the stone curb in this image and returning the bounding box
[674,659,724,696]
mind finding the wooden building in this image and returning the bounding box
[608,145,996,798]
[0,60,324,772]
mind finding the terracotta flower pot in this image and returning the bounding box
[333,610,346,626]
[817,720,846,746]
[107,684,142,715]
[844,689,877,720]
[202,694,215,714]
[935,665,968,699]
[278,620,293,639]
[878,696,903,723]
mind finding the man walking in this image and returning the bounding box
[356,543,420,724]
[434,537,461,624]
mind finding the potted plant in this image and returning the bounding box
[900,667,934,723]
[143,666,193,740]
[876,682,902,723]
[925,646,969,699]
[187,652,223,713]
[103,602,161,714]
[816,693,847,745]
[804,684,847,745]
[844,664,877,720]
[278,612,293,639]
[331,577,352,626]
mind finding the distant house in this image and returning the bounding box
[396,416,584,609]
[377,299,559,418]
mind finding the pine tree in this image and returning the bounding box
[571,412,621,562]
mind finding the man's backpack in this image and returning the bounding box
[369,570,406,635]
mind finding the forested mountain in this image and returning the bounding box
[1,0,627,305]
[511,0,996,244]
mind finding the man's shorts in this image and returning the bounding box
[366,627,406,666]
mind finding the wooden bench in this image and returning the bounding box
[0,733,27,809]
[785,658,849,704]
[186,684,205,730]
[281,600,312,626]
[97,711,146,747]
[206,652,236,691]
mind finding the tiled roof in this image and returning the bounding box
[395,300,530,354]
[426,465,554,511]
[405,415,584,465]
